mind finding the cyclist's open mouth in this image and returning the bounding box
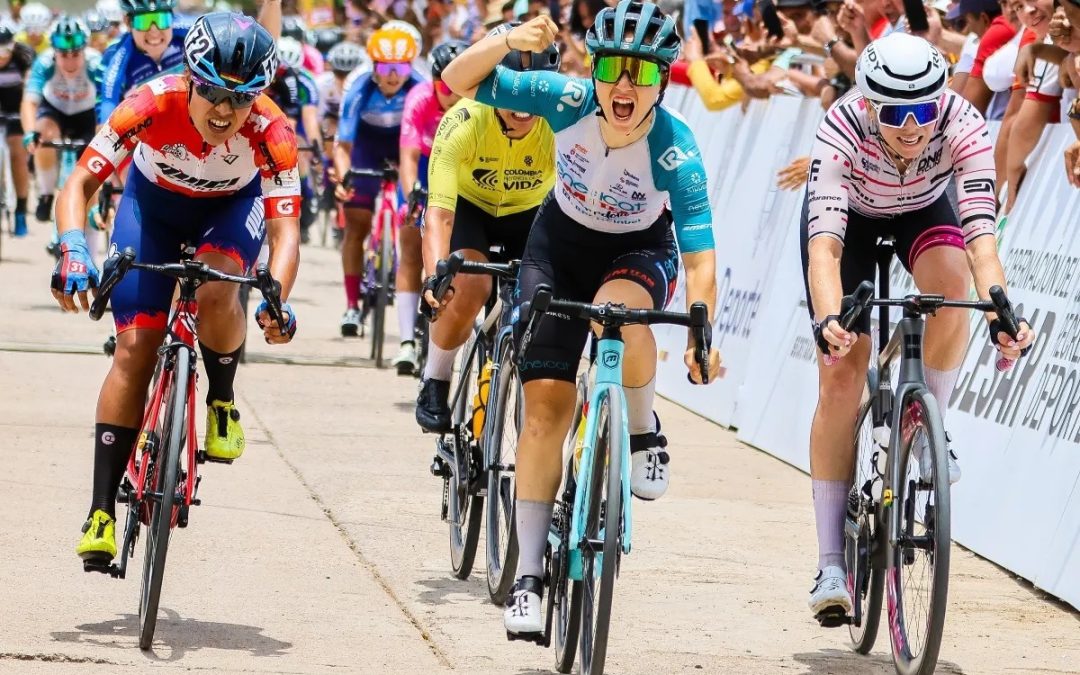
[897,133,924,147]
[208,117,231,133]
[612,95,634,122]
[510,112,533,122]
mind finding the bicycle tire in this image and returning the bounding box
[887,388,950,675]
[553,387,587,674]
[138,347,188,650]
[484,334,521,604]
[448,329,484,579]
[847,399,885,654]
[579,390,623,675]
[237,284,251,364]
[372,213,392,368]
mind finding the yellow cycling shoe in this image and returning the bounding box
[76,509,117,562]
[205,399,245,462]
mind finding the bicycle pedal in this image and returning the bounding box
[506,630,546,646]
[203,456,235,465]
[814,607,852,628]
[82,557,119,577]
[196,449,208,464]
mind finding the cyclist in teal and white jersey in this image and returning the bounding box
[22,16,101,223]
[439,1,722,636]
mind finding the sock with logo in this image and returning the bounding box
[813,479,849,571]
[344,274,362,309]
[514,500,554,579]
[625,376,657,436]
[424,339,458,381]
[397,291,420,345]
[200,344,242,405]
[924,366,960,421]
[89,423,139,518]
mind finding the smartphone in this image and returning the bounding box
[693,18,712,48]
[903,0,930,33]
[761,0,785,40]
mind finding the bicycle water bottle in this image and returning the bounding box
[572,402,589,475]
[470,360,493,437]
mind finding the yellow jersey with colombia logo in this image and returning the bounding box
[427,98,555,218]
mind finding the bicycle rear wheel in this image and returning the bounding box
[371,213,392,368]
[553,386,586,674]
[138,347,188,650]
[485,335,521,604]
[579,390,623,675]
[448,329,484,579]
[847,399,885,652]
[887,388,950,675]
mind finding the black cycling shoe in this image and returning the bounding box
[415,378,451,433]
[35,194,54,222]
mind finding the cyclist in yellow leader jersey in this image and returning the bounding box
[414,23,559,433]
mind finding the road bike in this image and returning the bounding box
[43,138,90,259]
[343,164,400,368]
[510,285,711,675]
[0,113,20,261]
[83,246,288,650]
[835,236,1027,675]
[428,251,522,603]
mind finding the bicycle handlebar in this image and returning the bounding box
[42,140,89,151]
[89,247,289,334]
[344,165,398,183]
[842,280,1030,370]
[521,284,714,384]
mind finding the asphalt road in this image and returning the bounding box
[1,223,1077,675]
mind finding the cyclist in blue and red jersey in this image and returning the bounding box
[53,13,300,566]
[333,24,422,337]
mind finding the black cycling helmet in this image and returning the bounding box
[0,23,14,45]
[428,40,469,79]
[315,27,343,55]
[486,22,560,72]
[119,0,175,15]
[281,14,309,43]
[184,12,276,93]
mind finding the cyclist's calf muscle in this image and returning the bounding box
[429,247,492,348]
[810,336,871,481]
[515,379,578,503]
[98,329,165,428]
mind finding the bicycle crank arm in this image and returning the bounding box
[505,630,550,647]
[82,559,124,579]
[814,607,853,628]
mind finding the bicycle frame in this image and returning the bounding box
[368,178,400,281]
[567,328,633,582]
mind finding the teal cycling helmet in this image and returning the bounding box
[49,15,89,51]
[119,0,175,16]
[585,0,681,67]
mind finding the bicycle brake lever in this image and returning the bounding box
[255,265,286,335]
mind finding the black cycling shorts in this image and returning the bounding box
[514,193,679,384]
[799,191,966,334]
[448,196,538,262]
[36,102,95,143]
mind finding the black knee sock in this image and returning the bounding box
[89,424,139,519]
[200,344,242,405]
[15,197,26,214]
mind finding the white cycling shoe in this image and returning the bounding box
[916,432,961,485]
[340,307,361,338]
[504,576,544,636]
[808,565,853,621]
[630,430,669,500]
[391,341,418,376]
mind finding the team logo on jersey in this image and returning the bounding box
[161,143,188,161]
[156,162,241,191]
[472,168,499,189]
[916,149,942,175]
[631,191,646,200]
[113,117,152,152]
[808,159,821,184]
[657,146,692,171]
[86,155,107,174]
[223,154,239,165]
[524,155,533,167]
[557,81,587,113]
[453,107,471,124]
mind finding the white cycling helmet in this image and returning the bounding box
[278,36,304,69]
[327,41,365,73]
[855,33,947,105]
[383,20,422,55]
[20,3,53,33]
[96,0,125,24]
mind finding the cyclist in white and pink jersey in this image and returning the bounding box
[389,40,468,375]
[801,33,1035,623]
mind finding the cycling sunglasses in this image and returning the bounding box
[192,77,259,108]
[131,10,173,32]
[51,33,87,51]
[871,99,940,129]
[374,62,411,78]
[592,54,665,87]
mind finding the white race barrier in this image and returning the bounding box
[658,86,1080,610]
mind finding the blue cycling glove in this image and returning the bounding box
[51,230,100,295]
[255,300,297,340]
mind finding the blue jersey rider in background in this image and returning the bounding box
[22,16,102,226]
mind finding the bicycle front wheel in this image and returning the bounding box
[579,389,623,675]
[887,388,951,675]
[484,335,521,604]
[847,399,885,653]
[448,329,484,579]
[138,347,188,650]
[371,214,393,368]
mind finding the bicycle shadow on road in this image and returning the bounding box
[794,649,965,674]
[415,576,492,607]
[50,608,292,662]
